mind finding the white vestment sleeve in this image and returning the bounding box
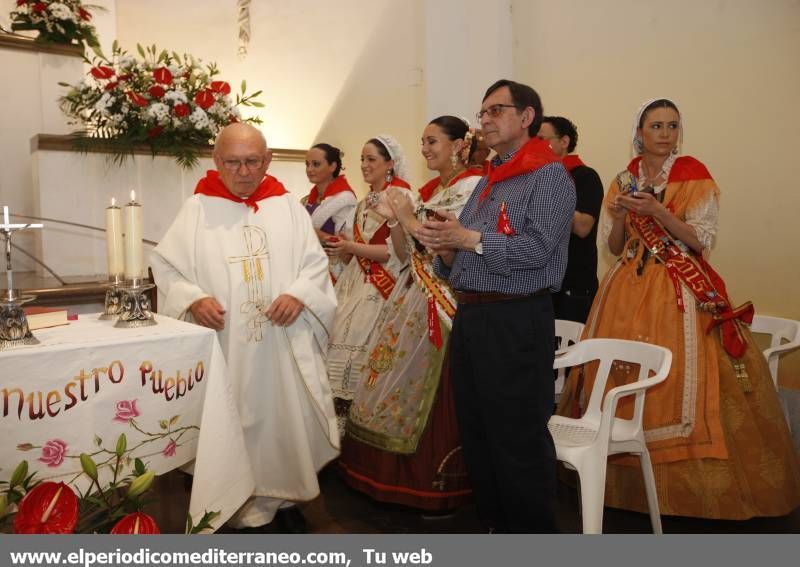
[283,199,340,446]
[150,197,210,320]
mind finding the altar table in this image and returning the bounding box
[0,314,255,531]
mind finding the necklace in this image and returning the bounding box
[638,152,677,195]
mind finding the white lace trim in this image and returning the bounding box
[685,191,719,252]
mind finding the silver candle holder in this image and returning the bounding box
[114,277,157,328]
[0,289,39,350]
[98,274,124,320]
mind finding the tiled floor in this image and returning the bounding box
[152,464,800,534]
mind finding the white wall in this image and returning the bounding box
[512,0,800,320]
[115,0,427,194]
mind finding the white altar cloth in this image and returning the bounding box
[0,314,254,532]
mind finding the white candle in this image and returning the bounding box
[105,198,124,278]
[123,190,143,280]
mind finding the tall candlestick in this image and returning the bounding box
[123,190,143,280]
[3,206,13,291]
[105,198,124,278]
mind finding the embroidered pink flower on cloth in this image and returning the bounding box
[162,439,177,458]
[38,439,68,468]
[113,400,139,423]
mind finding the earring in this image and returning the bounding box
[385,169,394,183]
[450,152,459,169]
[671,146,679,155]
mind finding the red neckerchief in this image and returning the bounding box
[561,154,585,173]
[194,170,287,212]
[305,175,355,206]
[627,155,713,183]
[418,167,484,203]
[478,137,560,202]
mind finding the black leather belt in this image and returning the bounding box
[453,289,549,305]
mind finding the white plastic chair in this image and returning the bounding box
[749,315,800,389]
[554,319,585,402]
[548,338,672,534]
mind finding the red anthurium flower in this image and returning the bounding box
[194,89,215,110]
[90,66,115,80]
[78,7,92,21]
[147,126,164,139]
[13,482,78,534]
[16,0,27,7]
[33,2,46,13]
[104,82,119,91]
[153,67,173,85]
[148,85,165,99]
[173,103,190,117]
[126,92,149,107]
[110,512,160,534]
[209,81,231,95]
[117,73,132,81]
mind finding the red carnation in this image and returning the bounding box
[78,7,92,21]
[153,67,173,85]
[210,81,231,95]
[147,126,164,139]
[148,85,165,99]
[13,482,78,534]
[90,66,115,80]
[194,89,215,110]
[126,91,149,107]
[111,512,160,534]
[173,103,190,117]
[32,2,46,13]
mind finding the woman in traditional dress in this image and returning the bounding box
[301,143,356,284]
[326,135,411,434]
[558,98,800,519]
[339,117,483,512]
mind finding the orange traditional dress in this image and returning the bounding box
[339,169,482,511]
[558,155,800,519]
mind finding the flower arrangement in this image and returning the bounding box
[58,41,264,168]
[9,0,100,47]
[0,400,218,533]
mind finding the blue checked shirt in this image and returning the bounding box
[435,151,576,294]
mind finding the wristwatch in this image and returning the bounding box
[473,234,483,255]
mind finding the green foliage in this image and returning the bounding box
[9,1,101,48]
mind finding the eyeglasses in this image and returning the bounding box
[476,104,518,121]
[221,158,265,171]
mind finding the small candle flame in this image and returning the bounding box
[130,189,136,202]
[111,197,116,207]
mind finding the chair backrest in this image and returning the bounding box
[555,319,585,352]
[749,315,800,387]
[554,338,672,428]
[554,319,585,396]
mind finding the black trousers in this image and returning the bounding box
[449,294,557,533]
[552,286,597,324]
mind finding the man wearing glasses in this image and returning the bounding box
[418,80,575,532]
[151,123,339,533]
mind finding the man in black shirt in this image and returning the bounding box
[539,116,604,323]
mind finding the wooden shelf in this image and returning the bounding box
[32,134,306,162]
[0,32,84,58]
[13,272,156,310]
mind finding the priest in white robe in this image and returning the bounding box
[150,123,339,531]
